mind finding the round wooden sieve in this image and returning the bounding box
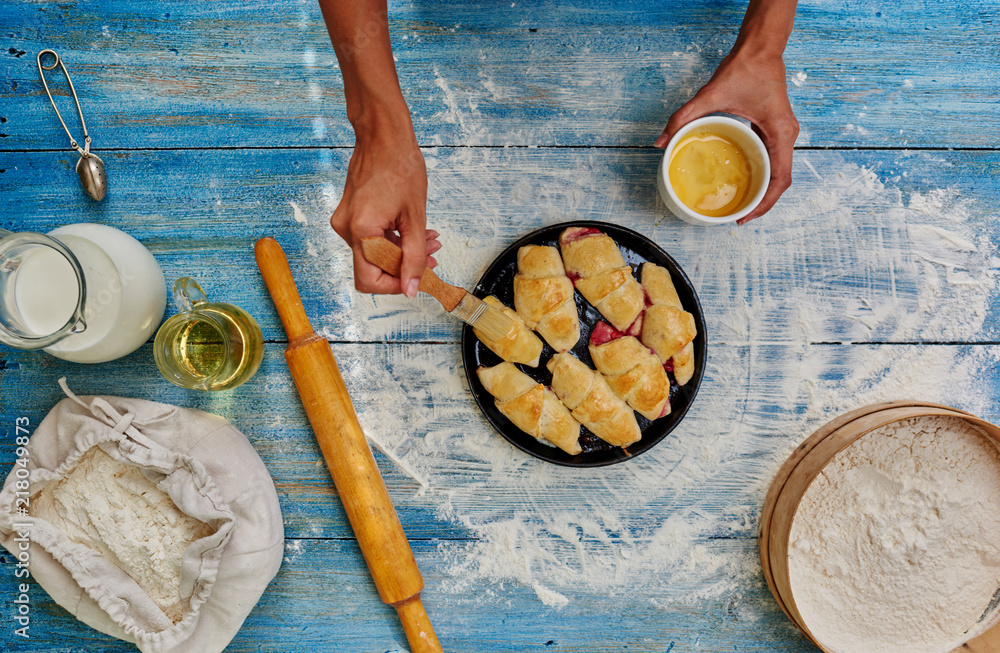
[758,401,1000,653]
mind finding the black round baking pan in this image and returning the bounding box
[461,220,707,467]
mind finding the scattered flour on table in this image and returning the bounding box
[788,416,1000,653]
[297,149,1000,613]
[289,200,309,225]
[30,448,214,623]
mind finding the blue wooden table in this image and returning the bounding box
[2,1,999,651]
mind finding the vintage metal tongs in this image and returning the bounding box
[37,49,107,201]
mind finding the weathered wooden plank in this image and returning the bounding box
[2,341,997,539]
[1,338,998,649]
[0,537,815,652]
[2,148,998,344]
[1,0,997,150]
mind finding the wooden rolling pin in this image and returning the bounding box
[254,237,442,653]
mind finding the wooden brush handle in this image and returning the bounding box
[361,236,465,311]
[254,237,443,653]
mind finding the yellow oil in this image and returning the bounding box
[668,131,752,217]
[176,318,227,379]
[155,305,264,391]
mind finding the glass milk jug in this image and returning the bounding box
[0,223,166,363]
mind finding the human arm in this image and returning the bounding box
[656,0,800,225]
[318,0,440,296]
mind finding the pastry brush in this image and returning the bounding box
[361,236,517,342]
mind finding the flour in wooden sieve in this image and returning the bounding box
[788,416,1000,653]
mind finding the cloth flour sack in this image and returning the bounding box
[0,379,284,653]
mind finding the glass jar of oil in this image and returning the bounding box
[667,131,753,217]
[154,277,263,391]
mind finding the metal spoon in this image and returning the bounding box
[37,49,107,201]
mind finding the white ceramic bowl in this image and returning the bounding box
[657,115,770,227]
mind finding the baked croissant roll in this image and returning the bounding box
[547,352,641,448]
[672,342,696,386]
[641,305,696,363]
[588,322,670,421]
[477,362,582,455]
[558,227,644,332]
[513,245,580,352]
[473,296,544,367]
[639,263,698,384]
[640,260,682,308]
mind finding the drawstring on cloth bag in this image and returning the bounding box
[0,379,284,653]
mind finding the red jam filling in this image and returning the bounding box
[560,226,603,245]
[589,321,625,347]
